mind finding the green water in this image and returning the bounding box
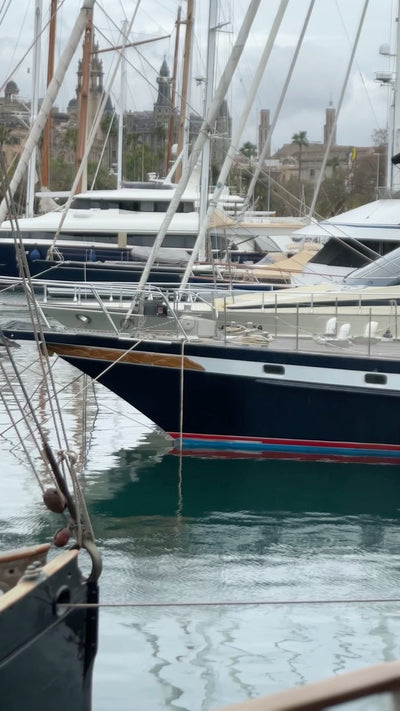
[86,451,400,710]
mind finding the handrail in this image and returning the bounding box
[215,660,400,710]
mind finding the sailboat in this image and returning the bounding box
[0,0,296,288]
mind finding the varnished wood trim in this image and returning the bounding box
[0,549,79,612]
[216,660,400,710]
[0,543,50,564]
[46,343,205,371]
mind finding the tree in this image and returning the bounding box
[326,156,340,175]
[292,130,309,181]
[0,126,13,150]
[61,127,78,162]
[101,112,118,138]
[152,125,167,175]
[239,141,257,163]
[315,171,347,216]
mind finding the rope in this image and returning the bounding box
[60,597,400,610]
[0,155,96,551]
[178,339,185,454]
[176,339,185,517]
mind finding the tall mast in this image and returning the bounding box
[198,0,218,261]
[391,0,400,193]
[0,0,95,226]
[41,0,57,189]
[116,20,128,189]
[75,8,94,193]
[175,0,194,181]
[131,0,261,295]
[166,5,181,176]
[26,0,42,217]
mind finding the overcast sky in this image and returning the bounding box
[0,0,397,153]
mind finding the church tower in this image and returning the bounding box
[154,58,172,129]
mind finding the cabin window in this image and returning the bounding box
[263,364,285,375]
[364,373,387,385]
[139,201,154,212]
[155,202,168,212]
[181,201,195,213]
[119,201,139,211]
[101,201,119,210]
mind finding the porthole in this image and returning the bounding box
[365,373,387,385]
[263,364,285,375]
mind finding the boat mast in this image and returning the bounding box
[40,0,57,190]
[242,0,316,215]
[132,0,262,295]
[166,6,181,176]
[0,0,95,225]
[26,0,42,217]
[179,0,289,289]
[175,0,194,181]
[198,0,218,261]
[116,20,128,189]
[75,8,94,193]
[308,0,369,217]
[391,0,400,193]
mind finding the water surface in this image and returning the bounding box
[1,344,400,709]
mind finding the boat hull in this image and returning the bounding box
[6,329,400,464]
[0,549,98,711]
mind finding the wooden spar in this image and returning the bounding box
[75,8,94,193]
[166,6,181,176]
[92,34,171,54]
[175,0,194,182]
[40,0,57,189]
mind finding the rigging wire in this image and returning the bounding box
[0,153,95,548]
[0,0,13,27]
[62,595,400,609]
[0,0,68,94]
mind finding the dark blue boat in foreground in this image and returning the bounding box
[5,324,400,464]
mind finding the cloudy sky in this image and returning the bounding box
[0,0,396,153]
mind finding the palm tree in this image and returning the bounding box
[240,141,257,164]
[292,130,308,181]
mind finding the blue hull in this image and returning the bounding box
[5,329,400,464]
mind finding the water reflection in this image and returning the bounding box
[2,342,400,711]
[87,445,400,711]
[88,445,400,520]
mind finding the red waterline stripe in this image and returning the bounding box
[170,449,400,464]
[168,432,400,453]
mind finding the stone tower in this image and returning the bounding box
[258,109,271,157]
[154,57,172,129]
[324,102,336,146]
